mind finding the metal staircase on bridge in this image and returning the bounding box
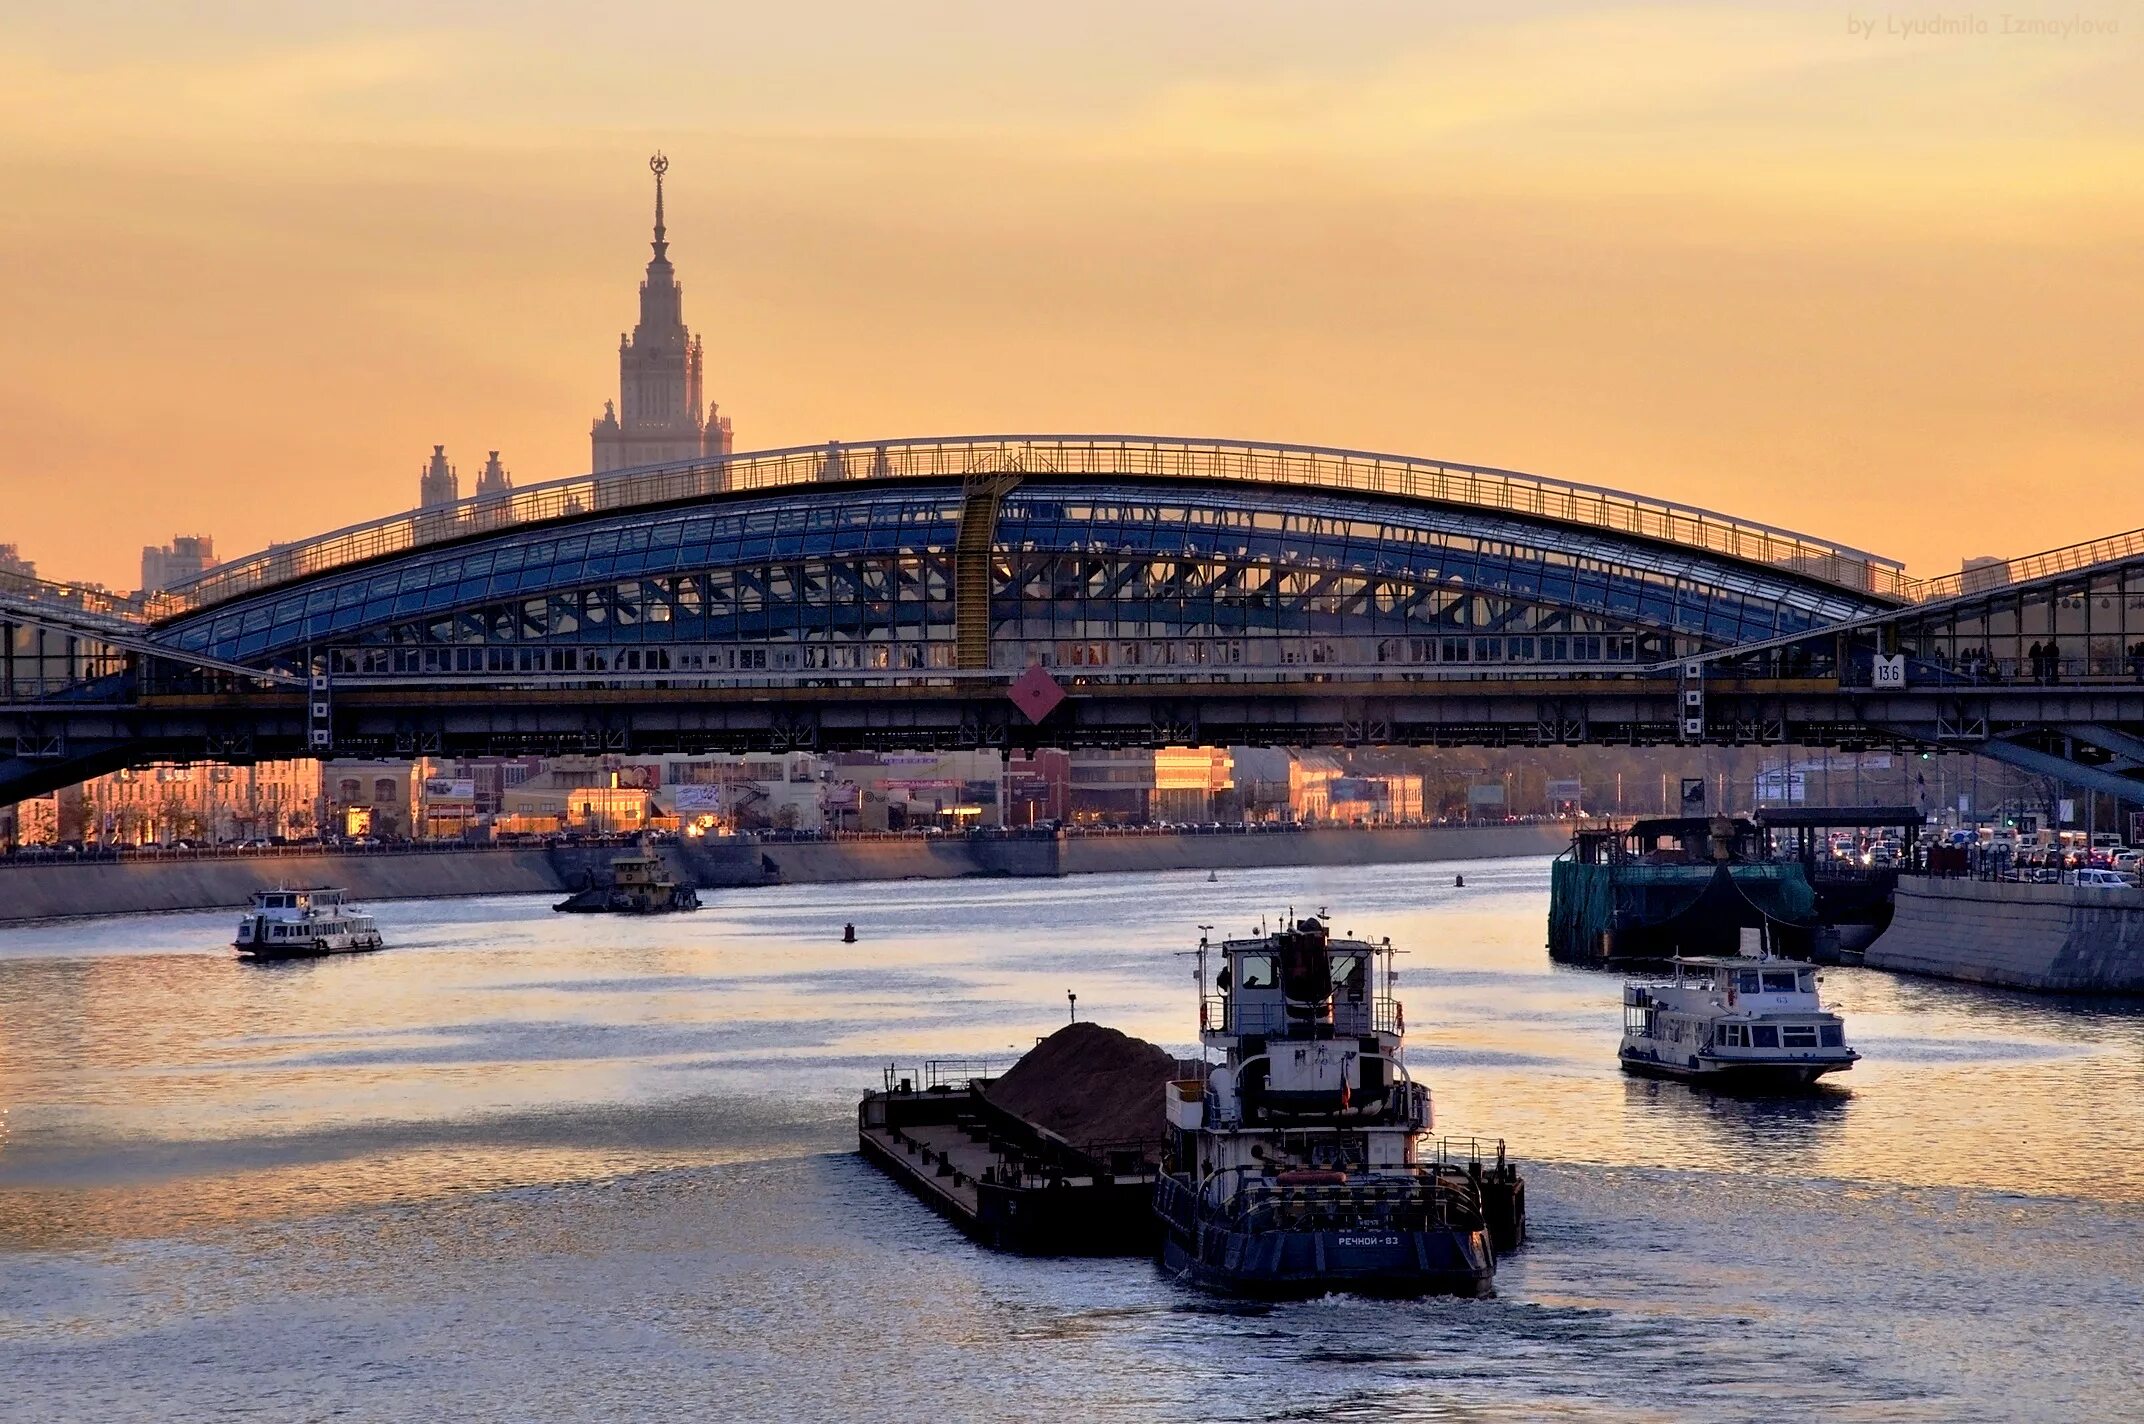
[955,469,1021,671]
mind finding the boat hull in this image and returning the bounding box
[235,936,385,961]
[1619,1046,1853,1088]
[1154,1175,1496,1299]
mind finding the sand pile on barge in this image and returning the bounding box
[985,1022,1176,1150]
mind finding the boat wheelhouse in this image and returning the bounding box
[233,888,384,959]
[1620,955,1858,1087]
[1154,914,1523,1298]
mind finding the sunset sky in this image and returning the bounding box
[2,1,2139,590]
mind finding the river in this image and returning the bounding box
[3,857,2140,1422]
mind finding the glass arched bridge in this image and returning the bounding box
[7,434,2144,803]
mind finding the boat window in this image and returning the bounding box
[1819,1025,1844,1048]
[1782,1026,1820,1048]
[1796,971,1816,993]
[1279,935,1333,1003]
[1329,953,1366,999]
[1761,971,1798,993]
[1717,1024,1745,1047]
[1237,953,1275,989]
[1750,1025,1780,1048]
[1737,971,1761,994]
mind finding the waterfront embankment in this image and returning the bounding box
[0,823,1569,923]
[1866,876,2144,992]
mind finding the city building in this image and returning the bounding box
[474,450,512,500]
[322,760,421,839]
[590,154,735,473]
[0,544,34,580]
[61,759,320,844]
[1067,747,1233,824]
[419,446,459,509]
[822,751,1005,830]
[1004,750,1070,826]
[138,536,216,595]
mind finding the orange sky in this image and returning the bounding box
[2,2,2139,589]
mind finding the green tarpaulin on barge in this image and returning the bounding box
[1549,857,1818,963]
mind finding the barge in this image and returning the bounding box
[1549,816,1818,964]
[857,1024,1173,1255]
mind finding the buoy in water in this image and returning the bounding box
[1208,870,1218,882]
[1454,874,1466,888]
[842,922,857,943]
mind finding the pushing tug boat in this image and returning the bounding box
[234,888,384,960]
[1155,914,1524,1298]
[552,849,701,914]
[1619,952,1858,1088]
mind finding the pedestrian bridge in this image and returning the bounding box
[7,433,2144,804]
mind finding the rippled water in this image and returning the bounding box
[4,858,2142,1421]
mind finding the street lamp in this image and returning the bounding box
[1067,991,1078,1024]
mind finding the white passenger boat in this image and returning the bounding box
[233,887,385,960]
[1620,955,1857,1087]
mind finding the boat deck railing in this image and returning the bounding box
[1200,997,1402,1037]
[879,1059,1007,1093]
[1215,1172,1485,1234]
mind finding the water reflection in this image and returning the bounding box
[3,860,2144,1249]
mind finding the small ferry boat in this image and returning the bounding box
[552,851,701,914]
[234,888,384,959]
[1154,914,1524,1298]
[1620,954,1858,1087]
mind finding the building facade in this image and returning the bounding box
[61,759,320,845]
[139,536,215,595]
[418,447,459,509]
[591,154,735,474]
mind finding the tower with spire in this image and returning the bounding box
[592,154,735,473]
[419,445,459,508]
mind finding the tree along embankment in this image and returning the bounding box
[0,822,1572,924]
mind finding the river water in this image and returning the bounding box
[2,857,2140,1422]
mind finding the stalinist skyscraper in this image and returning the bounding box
[591,154,735,472]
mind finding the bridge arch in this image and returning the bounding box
[147,462,1896,684]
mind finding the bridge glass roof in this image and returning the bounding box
[144,435,1909,619]
[157,478,1893,669]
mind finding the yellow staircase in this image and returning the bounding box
[954,470,1020,671]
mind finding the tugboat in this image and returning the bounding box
[1154,914,1524,1298]
[234,887,384,959]
[1619,952,1858,1087]
[552,849,701,914]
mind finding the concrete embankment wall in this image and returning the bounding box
[1866,877,2144,993]
[0,823,1568,924]
[1059,824,1569,875]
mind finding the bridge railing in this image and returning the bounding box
[147,435,1909,621]
[1898,526,2144,606]
[0,570,173,626]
